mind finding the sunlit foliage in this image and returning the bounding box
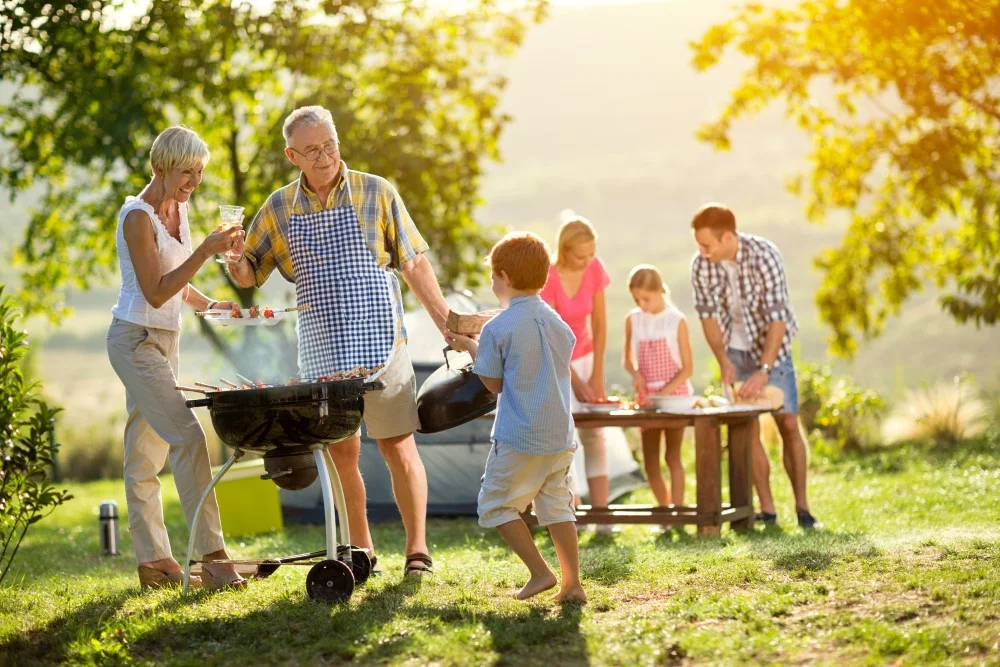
[691,0,999,356]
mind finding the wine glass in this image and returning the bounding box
[215,204,245,264]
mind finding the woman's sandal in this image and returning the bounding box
[403,552,433,577]
[201,564,249,591]
[137,566,201,590]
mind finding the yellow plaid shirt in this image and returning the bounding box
[243,163,429,342]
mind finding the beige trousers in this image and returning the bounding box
[106,318,226,564]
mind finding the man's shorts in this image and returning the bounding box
[361,343,422,440]
[728,348,799,414]
[478,441,578,529]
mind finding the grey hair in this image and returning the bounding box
[282,106,339,146]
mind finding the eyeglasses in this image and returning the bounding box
[289,141,339,163]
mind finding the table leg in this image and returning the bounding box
[695,418,722,537]
[728,418,755,533]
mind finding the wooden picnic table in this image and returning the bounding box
[566,406,771,537]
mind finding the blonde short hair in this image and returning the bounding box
[554,211,598,266]
[283,106,339,145]
[488,232,551,291]
[628,264,668,296]
[150,126,209,175]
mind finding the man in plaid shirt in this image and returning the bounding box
[689,204,817,528]
[228,106,452,575]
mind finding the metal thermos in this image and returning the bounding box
[99,501,120,556]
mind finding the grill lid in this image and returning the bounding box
[416,348,496,434]
[185,378,382,410]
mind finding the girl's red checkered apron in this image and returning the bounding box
[632,309,692,403]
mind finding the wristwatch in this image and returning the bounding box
[759,363,772,376]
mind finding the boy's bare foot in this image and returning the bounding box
[516,571,557,600]
[554,584,587,604]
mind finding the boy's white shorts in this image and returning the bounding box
[478,441,578,528]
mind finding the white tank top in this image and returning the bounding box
[110,197,192,331]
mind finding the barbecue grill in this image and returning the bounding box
[182,377,384,602]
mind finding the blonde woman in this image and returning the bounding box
[540,212,611,516]
[106,126,246,590]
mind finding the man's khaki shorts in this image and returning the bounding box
[361,343,422,440]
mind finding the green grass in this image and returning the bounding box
[2,436,999,666]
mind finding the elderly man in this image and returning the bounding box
[689,203,818,528]
[228,106,451,575]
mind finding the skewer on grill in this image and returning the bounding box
[175,385,210,394]
[220,377,239,389]
[195,381,220,391]
[236,373,255,386]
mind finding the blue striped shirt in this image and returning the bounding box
[473,295,576,455]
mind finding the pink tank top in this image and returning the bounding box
[540,256,611,360]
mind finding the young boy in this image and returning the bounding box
[447,232,586,603]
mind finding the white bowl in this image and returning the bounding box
[649,395,697,412]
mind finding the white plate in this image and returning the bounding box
[648,395,697,412]
[200,309,285,327]
[579,402,623,413]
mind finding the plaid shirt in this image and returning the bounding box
[690,232,798,363]
[243,163,429,342]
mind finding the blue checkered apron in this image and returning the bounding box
[288,185,396,378]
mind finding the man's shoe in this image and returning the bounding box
[796,510,819,529]
[754,511,778,525]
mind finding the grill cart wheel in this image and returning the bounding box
[337,545,372,585]
[306,559,355,603]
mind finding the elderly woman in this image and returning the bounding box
[106,126,246,590]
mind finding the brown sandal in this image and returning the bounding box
[403,552,433,577]
[202,564,248,591]
[138,566,201,590]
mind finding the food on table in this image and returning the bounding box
[692,394,730,409]
[230,305,243,318]
[248,306,259,319]
[587,395,623,406]
[263,308,275,319]
[732,382,784,410]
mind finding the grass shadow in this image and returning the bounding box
[740,529,882,574]
[0,589,135,665]
[122,574,585,665]
[401,600,588,666]
[578,536,637,586]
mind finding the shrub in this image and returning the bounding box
[798,363,886,451]
[0,286,72,585]
[881,376,989,445]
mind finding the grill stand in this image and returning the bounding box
[181,443,357,600]
[183,449,244,594]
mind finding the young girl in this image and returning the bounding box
[540,211,611,514]
[622,264,694,508]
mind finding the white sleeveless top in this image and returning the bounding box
[110,197,192,331]
[628,304,694,394]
